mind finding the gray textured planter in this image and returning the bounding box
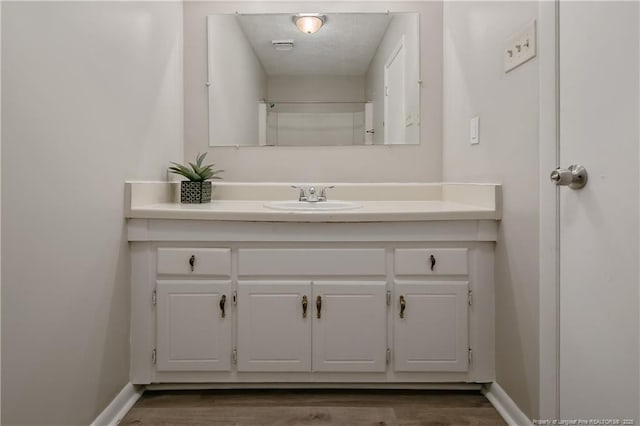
[180,181,212,204]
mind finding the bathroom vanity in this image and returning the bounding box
[126,182,500,387]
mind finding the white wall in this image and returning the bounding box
[184,1,442,182]
[207,14,267,147]
[1,2,183,425]
[442,1,540,419]
[365,13,420,146]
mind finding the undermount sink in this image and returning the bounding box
[264,200,362,212]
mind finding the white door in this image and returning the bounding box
[237,281,311,372]
[156,281,232,371]
[384,37,406,145]
[558,2,639,421]
[393,281,468,372]
[312,281,387,372]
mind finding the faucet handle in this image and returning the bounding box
[319,186,335,201]
[291,185,307,201]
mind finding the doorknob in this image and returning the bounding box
[550,164,588,189]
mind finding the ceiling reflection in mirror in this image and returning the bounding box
[207,12,420,147]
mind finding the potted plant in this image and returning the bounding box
[169,153,223,203]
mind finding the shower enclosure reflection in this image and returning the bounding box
[259,101,371,146]
[207,12,420,147]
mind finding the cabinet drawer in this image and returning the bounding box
[238,249,386,276]
[394,248,468,275]
[157,248,231,276]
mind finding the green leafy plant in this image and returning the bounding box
[169,153,223,182]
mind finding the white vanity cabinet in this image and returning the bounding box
[235,280,388,373]
[129,219,496,386]
[148,247,233,375]
[236,249,388,373]
[393,249,471,372]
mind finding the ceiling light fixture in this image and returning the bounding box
[293,13,326,34]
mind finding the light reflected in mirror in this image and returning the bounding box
[207,12,420,147]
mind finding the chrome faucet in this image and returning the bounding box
[318,186,334,201]
[291,185,335,202]
[307,187,318,202]
[292,185,307,201]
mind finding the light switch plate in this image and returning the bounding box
[470,116,479,145]
[504,20,537,73]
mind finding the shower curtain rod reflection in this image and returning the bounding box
[261,100,371,104]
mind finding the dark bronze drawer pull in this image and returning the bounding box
[302,295,308,318]
[219,294,226,318]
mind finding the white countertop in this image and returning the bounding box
[125,182,502,223]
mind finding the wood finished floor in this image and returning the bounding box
[120,389,506,426]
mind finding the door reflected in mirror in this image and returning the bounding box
[207,12,420,147]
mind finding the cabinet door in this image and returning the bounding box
[312,281,387,372]
[237,281,311,372]
[394,281,469,372]
[156,281,232,371]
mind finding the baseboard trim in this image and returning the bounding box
[483,382,533,426]
[91,382,144,426]
[146,382,483,391]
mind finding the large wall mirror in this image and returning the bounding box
[207,12,421,147]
